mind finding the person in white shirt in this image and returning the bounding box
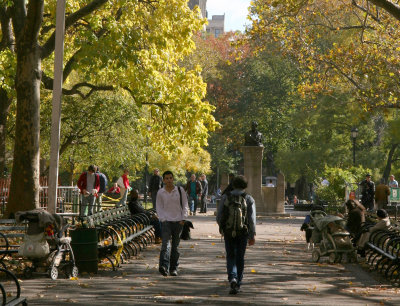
[321,178,329,186]
[266,179,274,187]
[156,170,189,277]
[388,175,399,188]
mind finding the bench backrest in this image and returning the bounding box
[0,219,26,238]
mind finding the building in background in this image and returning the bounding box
[188,0,207,19]
[206,14,225,37]
[188,0,225,37]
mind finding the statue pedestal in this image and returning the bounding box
[259,172,287,216]
[241,146,263,212]
[242,146,289,217]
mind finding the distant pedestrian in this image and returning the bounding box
[185,174,202,215]
[107,183,120,194]
[95,166,108,213]
[77,165,100,216]
[321,177,329,186]
[266,179,274,187]
[116,169,130,207]
[148,168,163,210]
[156,170,188,276]
[217,175,256,295]
[360,174,375,211]
[200,174,208,213]
[388,175,398,188]
[375,179,390,209]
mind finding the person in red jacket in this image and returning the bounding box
[77,165,100,216]
[116,169,131,207]
[107,183,121,194]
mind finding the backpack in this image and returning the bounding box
[220,193,248,238]
[98,173,108,193]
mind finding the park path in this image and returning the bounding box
[18,211,400,305]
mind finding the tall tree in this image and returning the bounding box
[0,0,217,216]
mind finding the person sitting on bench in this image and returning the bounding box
[127,189,162,243]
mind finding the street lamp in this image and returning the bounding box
[143,126,150,206]
[351,127,358,166]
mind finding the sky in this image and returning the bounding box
[206,0,252,32]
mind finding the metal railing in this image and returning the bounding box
[39,186,80,213]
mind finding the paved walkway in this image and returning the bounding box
[18,210,400,305]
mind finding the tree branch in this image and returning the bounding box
[322,60,363,90]
[62,82,114,99]
[306,23,375,31]
[352,0,381,22]
[41,0,108,59]
[41,72,114,98]
[10,0,26,39]
[368,0,400,21]
[0,6,14,51]
[24,0,44,44]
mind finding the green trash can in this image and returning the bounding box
[70,228,98,273]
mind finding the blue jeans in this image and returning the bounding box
[189,196,198,213]
[80,194,96,216]
[95,193,103,212]
[224,234,249,285]
[117,188,128,207]
[159,221,183,271]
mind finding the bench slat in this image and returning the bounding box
[0,226,25,231]
[1,233,24,238]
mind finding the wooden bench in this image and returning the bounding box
[80,206,155,270]
[362,221,400,282]
[0,220,26,269]
[0,268,27,305]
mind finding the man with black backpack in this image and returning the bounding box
[216,175,256,295]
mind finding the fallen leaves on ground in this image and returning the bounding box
[307,285,317,292]
[65,299,78,303]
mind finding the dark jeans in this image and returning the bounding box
[200,195,207,212]
[151,191,158,210]
[224,234,248,285]
[159,221,183,272]
[362,197,374,210]
[151,219,162,238]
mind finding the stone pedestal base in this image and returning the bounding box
[241,146,263,212]
[241,146,287,216]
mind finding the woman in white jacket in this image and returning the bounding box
[357,209,391,252]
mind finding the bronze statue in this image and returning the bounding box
[244,121,263,146]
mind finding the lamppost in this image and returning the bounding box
[351,127,358,166]
[143,126,150,206]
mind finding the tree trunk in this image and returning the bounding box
[0,89,11,177]
[382,143,398,183]
[294,175,311,201]
[6,1,44,217]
